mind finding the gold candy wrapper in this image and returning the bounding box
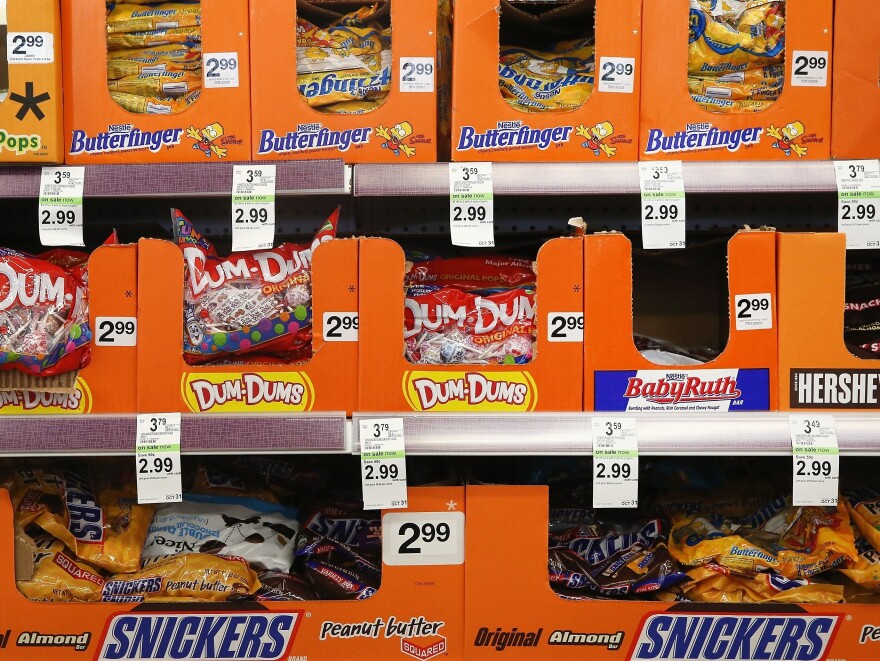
[108,26,201,51]
[110,89,201,114]
[499,39,595,113]
[107,48,202,80]
[101,553,260,603]
[17,532,106,603]
[106,3,201,35]
[108,70,201,98]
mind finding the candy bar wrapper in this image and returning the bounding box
[294,528,381,600]
[839,531,880,593]
[107,26,201,51]
[668,496,857,579]
[7,463,154,574]
[843,485,880,553]
[187,461,280,504]
[107,70,201,98]
[173,207,338,365]
[106,2,202,35]
[17,532,107,603]
[299,497,381,555]
[102,553,260,603]
[110,89,201,115]
[250,570,318,602]
[143,494,299,573]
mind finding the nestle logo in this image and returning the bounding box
[296,123,321,133]
[108,124,132,134]
[666,373,686,382]
[631,613,838,660]
[685,122,711,132]
[497,120,521,130]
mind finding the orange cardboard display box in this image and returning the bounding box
[466,484,873,660]
[61,0,251,164]
[136,237,358,415]
[451,0,641,162]
[358,237,584,412]
[778,232,880,410]
[584,231,778,411]
[0,486,465,661]
[831,0,880,158]
[0,0,63,163]
[250,0,447,163]
[640,0,833,161]
[0,244,137,415]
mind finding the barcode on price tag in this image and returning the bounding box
[592,417,638,509]
[400,57,435,92]
[39,167,85,247]
[597,57,635,94]
[638,162,686,250]
[789,415,838,507]
[834,160,880,249]
[136,413,183,505]
[7,33,54,63]
[449,163,494,247]
[734,293,773,331]
[790,50,829,87]
[360,418,408,510]
[232,164,276,251]
[382,512,464,566]
[323,312,359,342]
[95,317,138,347]
[203,52,239,88]
[547,312,584,342]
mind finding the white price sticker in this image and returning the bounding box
[203,52,240,88]
[400,57,435,92]
[592,417,638,509]
[789,415,839,507]
[734,293,773,331]
[449,163,494,248]
[382,512,464,566]
[360,418,408,510]
[597,56,636,94]
[638,162,686,250]
[835,160,880,249]
[136,413,183,505]
[547,312,584,343]
[39,166,84,247]
[232,164,276,251]
[323,312,359,342]
[7,32,53,63]
[790,50,829,87]
[95,317,138,347]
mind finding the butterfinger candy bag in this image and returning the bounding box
[661,563,843,604]
[13,463,153,573]
[143,494,299,572]
[669,496,857,579]
[101,553,260,603]
[110,89,201,115]
[295,528,381,600]
[107,26,201,50]
[18,532,106,602]
[107,70,201,98]
[173,207,338,365]
[106,3,201,34]
[0,245,92,377]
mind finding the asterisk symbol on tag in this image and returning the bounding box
[348,285,356,293]
[428,30,434,36]
[125,290,133,298]
[446,500,457,511]
[573,284,581,292]
[10,82,50,121]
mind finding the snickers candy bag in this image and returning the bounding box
[18,531,106,602]
[299,496,381,555]
[174,207,338,365]
[142,493,299,573]
[295,528,381,600]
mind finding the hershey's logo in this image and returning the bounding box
[790,369,880,407]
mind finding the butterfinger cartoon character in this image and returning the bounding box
[576,121,617,157]
[187,122,228,159]
[376,122,416,157]
[767,121,807,158]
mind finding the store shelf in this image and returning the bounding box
[0,160,350,198]
[353,160,839,196]
[352,412,880,455]
[0,413,347,456]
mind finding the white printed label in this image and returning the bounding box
[323,312,359,342]
[38,166,84,247]
[95,317,137,347]
[592,417,639,509]
[232,164,276,251]
[360,418,408,510]
[400,57,435,92]
[789,414,839,507]
[597,56,636,94]
[449,163,494,248]
[7,32,53,63]
[136,413,183,505]
[835,160,880,249]
[639,162,686,250]
[547,312,584,343]
[790,50,829,87]
[203,52,240,88]
[734,293,773,331]
[382,512,464,566]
